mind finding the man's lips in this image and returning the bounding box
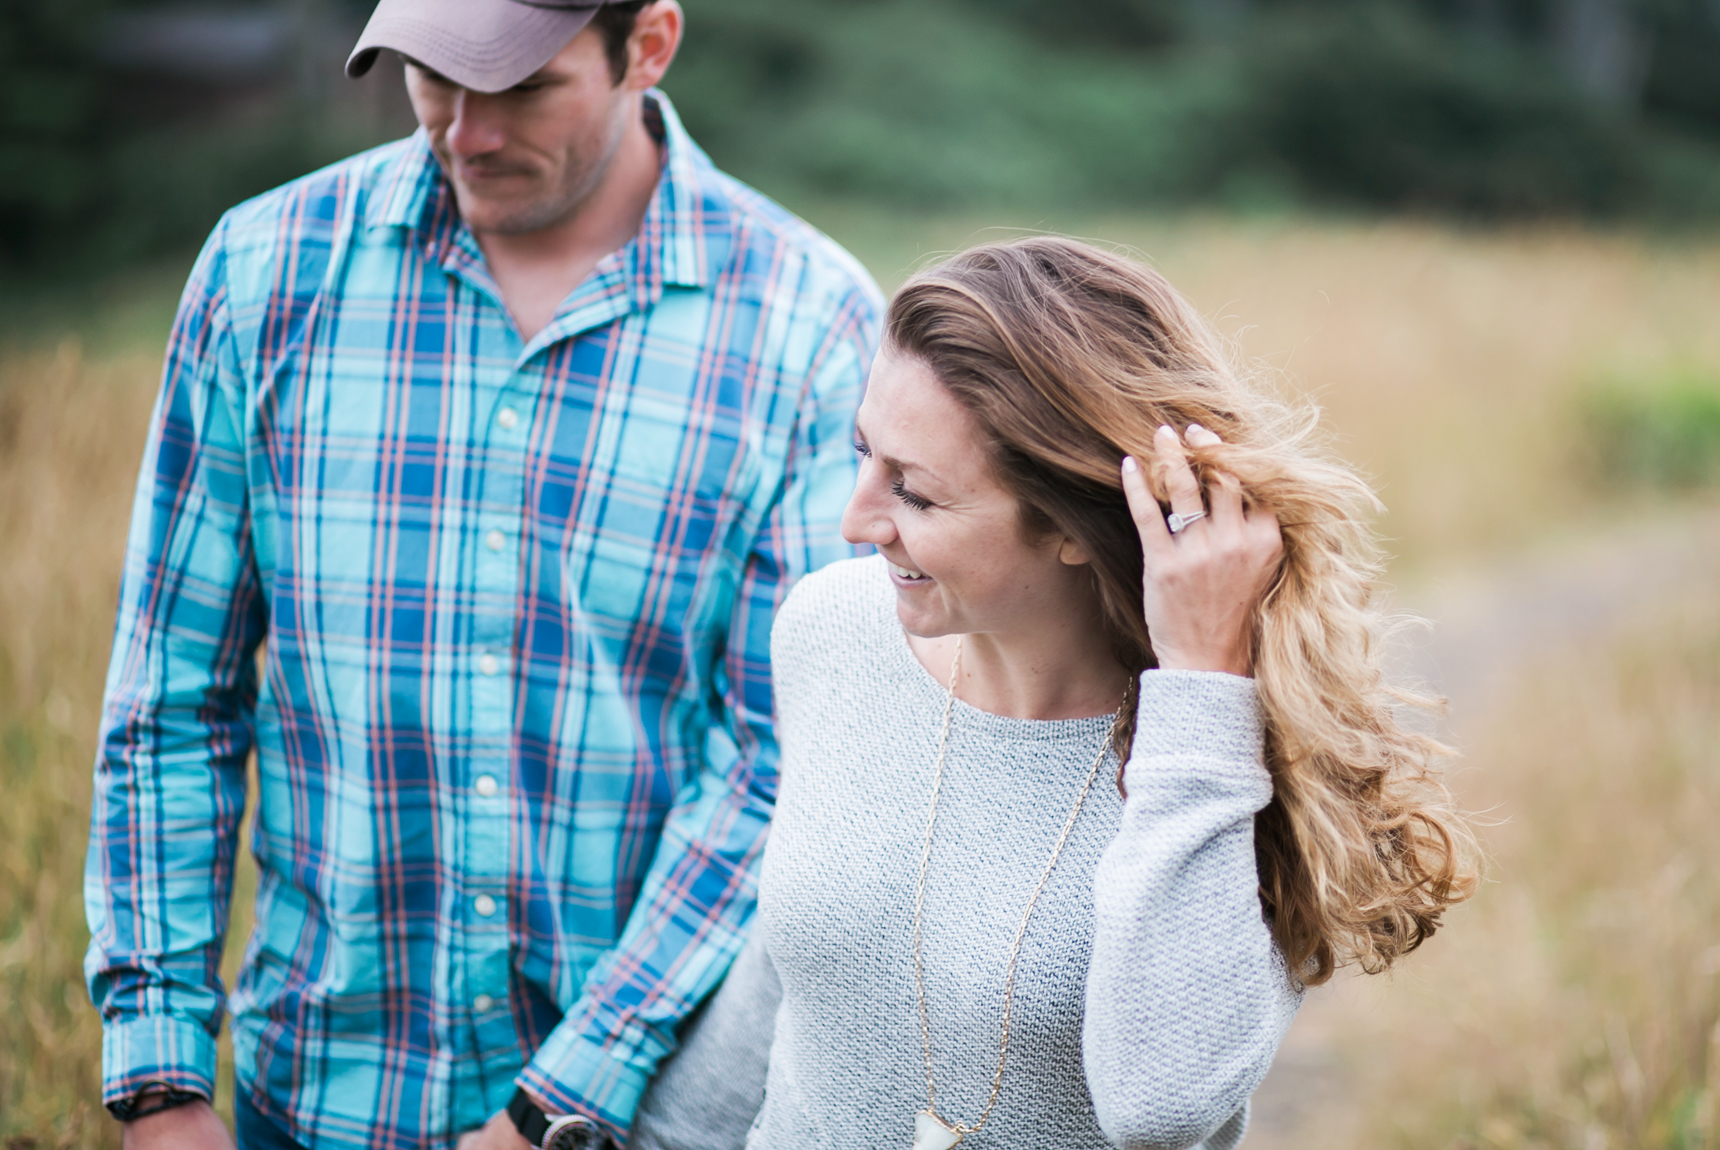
[452,161,538,182]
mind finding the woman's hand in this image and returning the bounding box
[1121,424,1283,677]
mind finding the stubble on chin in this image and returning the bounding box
[445,122,623,238]
[450,172,588,237]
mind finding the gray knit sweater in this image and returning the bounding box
[630,556,1301,1150]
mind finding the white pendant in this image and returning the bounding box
[913,1111,963,1150]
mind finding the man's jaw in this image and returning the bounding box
[453,178,584,238]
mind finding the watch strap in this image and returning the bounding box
[108,1084,205,1122]
[507,1088,614,1149]
[507,1088,551,1146]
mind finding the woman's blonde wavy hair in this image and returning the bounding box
[887,236,1477,984]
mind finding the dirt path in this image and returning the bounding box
[1242,502,1720,1148]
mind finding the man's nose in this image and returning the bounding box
[445,90,506,159]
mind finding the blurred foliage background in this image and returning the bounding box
[7,0,1720,274]
[672,0,1720,217]
[4,2,1720,1149]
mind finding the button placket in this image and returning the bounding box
[464,373,533,1082]
[446,300,551,1126]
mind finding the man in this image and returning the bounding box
[84,1,882,1147]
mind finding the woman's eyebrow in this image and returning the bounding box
[865,440,921,476]
[856,420,938,481]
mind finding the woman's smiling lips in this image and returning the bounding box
[885,558,931,586]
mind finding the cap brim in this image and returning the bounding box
[347,0,601,93]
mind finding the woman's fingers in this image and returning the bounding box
[1153,424,1205,524]
[1185,423,1246,529]
[1248,500,1286,561]
[1129,422,1254,545]
[1184,423,1220,449]
[1126,421,1285,676]
[1120,453,1171,553]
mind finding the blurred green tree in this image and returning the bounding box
[666,0,1720,218]
[0,0,405,273]
[1239,4,1644,214]
[0,0,111,262]
[1641,0,1720,138]
[3,0,1720,275]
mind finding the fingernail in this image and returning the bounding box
[1157,424,1174,436]
[1121,456,1138,474]
[1188,423,1205,434]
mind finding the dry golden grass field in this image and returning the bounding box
[2,215,1719,1148]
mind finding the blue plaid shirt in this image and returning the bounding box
[85,92,881,1148]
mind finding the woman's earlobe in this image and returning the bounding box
[1057,537,1092,566]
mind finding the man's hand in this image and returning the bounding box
[122,1099,236,1150]
[456,1109,535,1150]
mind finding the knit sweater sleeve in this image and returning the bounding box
[1082,670,1302,1150]
[626,928,781,1150]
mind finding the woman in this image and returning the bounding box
[629,237,1475,1150]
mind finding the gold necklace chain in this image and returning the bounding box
[910,636,1119,1140]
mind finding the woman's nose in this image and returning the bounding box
[841,467,897,548]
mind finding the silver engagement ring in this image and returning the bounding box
[1166,509,1207,534]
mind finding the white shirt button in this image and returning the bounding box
[473,993,496,1014]
[496,407,520,430]
[478,653,500,676]
[474,774,499,797]
[485,529,506,552]
[473,894,497,918]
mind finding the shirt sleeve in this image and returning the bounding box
[518,283,879,1135]
[1083,670,1303,1150]
[83,223,267,1108]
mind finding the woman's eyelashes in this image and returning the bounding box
[856,438,933,510]
[891,477,932,511]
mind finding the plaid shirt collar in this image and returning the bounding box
[365,89,713,330]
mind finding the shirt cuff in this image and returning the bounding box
[101,1013,218,1108]
[1129,669,1267,778]
[518,1021,656,1140]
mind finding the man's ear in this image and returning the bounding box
[1057,536,1092,566]
[624,1,684,93]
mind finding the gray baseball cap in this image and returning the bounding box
[346,0,615,94]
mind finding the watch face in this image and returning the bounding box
[544,1115,603,1150]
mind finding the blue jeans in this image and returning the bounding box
[236,1091,309,1150]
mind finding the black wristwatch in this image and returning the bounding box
[507,1088,614,1150]
[107,1083,205,1122]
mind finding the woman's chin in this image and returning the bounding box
[892,598,952,640]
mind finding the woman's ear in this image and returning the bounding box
[1057,536,1092,566]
